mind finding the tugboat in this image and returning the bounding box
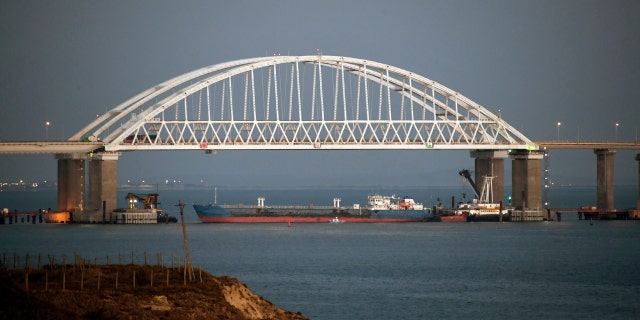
[113,193,177,224]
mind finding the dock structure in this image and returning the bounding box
[0,209,47,224]
[552,208,633,221]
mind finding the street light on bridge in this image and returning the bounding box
[615,122,619,141]
[556,122,562,140]
[45,121,50,140]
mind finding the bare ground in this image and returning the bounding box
[0,265,307,320]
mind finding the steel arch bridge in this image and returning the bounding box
[71,55,536,152]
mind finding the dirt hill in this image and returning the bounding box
[0,264,307,320]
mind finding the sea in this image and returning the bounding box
[1,186,639,320]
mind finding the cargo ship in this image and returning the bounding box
[193,193,434,223]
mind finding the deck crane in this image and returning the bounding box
[458,170,481,200]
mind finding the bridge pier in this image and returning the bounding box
[594,149,615,210]
[470,150,507,203]
[510,150,544,210]
[55,154,85,213]
[89,152,119,216]
[636,154,640,209]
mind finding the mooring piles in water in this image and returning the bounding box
[0,251,207,292]
[0,209,48,225]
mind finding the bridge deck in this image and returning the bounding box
[535,140,640,149]
[0,141,103,154]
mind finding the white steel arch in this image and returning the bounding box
[71,55,536,152]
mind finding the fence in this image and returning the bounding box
[1,252,202,292]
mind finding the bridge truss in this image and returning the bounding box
[71,55,535,152]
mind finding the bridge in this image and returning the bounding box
[0,55,638,218]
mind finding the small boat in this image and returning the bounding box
[329,217,344,224]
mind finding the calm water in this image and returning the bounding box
[1,188,639,319]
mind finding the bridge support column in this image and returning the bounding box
[56,154,85,213]
[510,150,544,210]
[89,152,119,216]
[470,150,507,203]
[594,149,615,210]
[636,154,640,209]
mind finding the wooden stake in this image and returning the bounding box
[177,200,194,281]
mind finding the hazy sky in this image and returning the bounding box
[1,0,639,188]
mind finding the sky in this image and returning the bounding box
[1,0,639,189]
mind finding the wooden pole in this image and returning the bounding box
[177,200,194,282]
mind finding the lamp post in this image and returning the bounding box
[556,122,562,140]
[45,121,50,140]
[615,123,619,141]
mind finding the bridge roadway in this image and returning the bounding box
[535,140,640,150]
[1,140,640,154]
[0,141,103,154]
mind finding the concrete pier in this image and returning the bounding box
[636,154,640,209]
[55,153,85,213]
[594,149,615,210]
[471,150,507,203]
[510,150,544,210]
[88,152,119,215]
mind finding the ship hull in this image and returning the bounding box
[193,204,433,223]
[438,215,469,222]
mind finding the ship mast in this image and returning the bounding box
[479,176,494,204]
